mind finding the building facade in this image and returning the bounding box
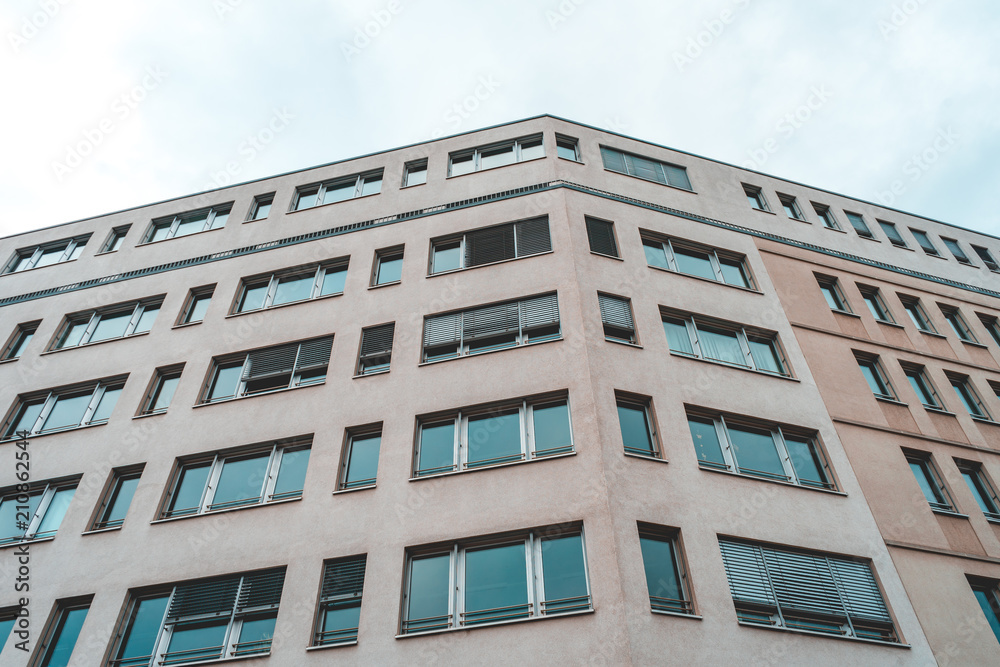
[1,115,999,665]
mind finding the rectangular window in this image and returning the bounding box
[3,377,125,439]
[401,525,591,633]
[91,465,143,530]
[686,409,834,489]
[854,353,896,400]
[816,275,851,313]
[448,134,544,176]
[812,203,840,230]
[942,237,971,264]
[905,450,955,512]
[969,578,1000,643]
[178,284,214,325]
[899,296,937,333]
[845,211,875,239]
[642,234,754,289]
[778,194,804,220]
[292,170,382,210]
[972,245,1000,272]
[718,538,898,642]
[1,477,79,546]
[101,225,131,253]
[978,314,1000,348]
[234,260,348,313]
[422,292,560,362]
[0,607,18,652]
[36,598,91,667]
[372,247,403,286]
[556,134,581,161]
[339,426,382,490]
[662,310,789,376]
[638,524,694,615]
[402,159,428,187]
[599,293,637,344]
[955,460,1000,521]
[3,234,90,274]
[430,216,551,274]
[414,393,572,477]
[616,393,659,458]
[947,373,992,420]
[246,193,274,221]
[357,323,394,375]
[910,228,940,256]
[162,440,310,518]
[51,297,162,350]
[901,363,944,409]
[585,216,619,258]
[940,305,978,343]
[1,321,39,361]
[877,220,907,247]
[314,555,367,646]
[202,336,332,403]
[140,365,184,415]
[109,568,286,666]
[858,286,894,323]
[143,205,230,243]
[743,184,769,211]
[600,146,692,190]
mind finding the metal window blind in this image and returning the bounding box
[321,555,367,602]
[463,301,520,340]
[465,224,515,267]
[663,163,692,190]
[360,324,395,358]
[168,575,241,618]
[295,337,333,371]
[423,313,462,348]
[236,568,286,611]
[520,293,560,330]
[514,217,552,256]
[243,342,299,381]
[624,153,666,185]
[600,147,626,174]
[585,218,618,257]
[598,294,634,331]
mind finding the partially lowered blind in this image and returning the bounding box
[321,555,367,601]
[169,575,241,619]
[520,293,560,330]
[515,217,551,256]
[296,337,333,371]
[360,324,395,358]
[463,301,520,340]
[600,146,627,174]
[423,312,462,348]
[598,294,634,331]
[466,224,515,267]
[585,217,618,257]
[236,568,286,611]
[243,342,298,380]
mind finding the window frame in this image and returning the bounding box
[1,320,40,361]
[448,134,544,177]
[246,193,275,221]
[904,450,956,513]
[946,373,993,421]
[941,237,972,264]
[3,234,90,274]
[968,577,1000,643]
[356,323,395,375]
[877,220,907,248]
[615,392,661,459]
[811,203,840,230]
[89,464,144,531]
[909,228,940,256]
[955,459,1000,521]
[313,554,367,647]
[50,297,163,350]
[777,193,804,220]
[34,596,92,667]
[598,293,638,344]
[743,184,769,212]
[900,363,945,410]
[898,295,938,334]
[637,523,695,616]
[142,205,231,243]
[641,232,755,289]
[978,314,1000,348]
[857,285,895,324]
[845,211,875,240]
[815,275,852,314]
[100,225,131,253]
[371,247,404,287]
[402,159,428,188]
[429,216,552,275]
[971,245,1000,272]
[201,336,333,404]
[599,145,693,191]
[939,305,979,343]
[662,309,791,377]
[854,353,897,401]
[585,216,619,258]
[233,260,348,314]
[338,425,383,491]
[177,284,215,325]
[291,170,382,211]
[1,477,80,546]
[3,377,126,439]
[555,134,581,162]
[139,365,184,416]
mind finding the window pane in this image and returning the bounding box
[519,139,544,161]
[464,543,528,624]
[859,362,888,396]
[643,240,669,269]
[480,144,515,169]
[320,267,347,296]
[360,176,382,196]
[296,190,319,210]
[212,454,269,508]
[376,256,403,284]
[973,589,1000,642]
[169,463,211,515]
[864,295,884,320]
[904,303,927,329]
[467,412,521,467]
[557,142,577,160]
[1,492,42,541]
[639,535,684,611]
[208,364,243,401]
[151,376,180,412]
[101,475,140,526]
[237,615,276,653]
[618,403,654,455]
[698,327,746,366]
[149,224,171,242]
[541,534,589,612]
[688,417,725,468]
[133,306,159,334]
[253,201,272,219]
[9,330,34,358]
[729,426,785,479]
[10,401,44,436]
[785,437,827,487]
[663,319,693,355]
[345,435,381,488]
[404,165,427,187]
[40,606,89,667]
[36,488,75,536]
[91,387,121,423]
[117,596,170,664]
[719,259,750,287]
[407,555,451,630]
[909,461,944,505]
[272,275,313,306]
[532,402,571,454]
[322,604,361,643]
[432,242,462,273]
[629,155,665,184]
[238,283,269,312]
[323,181,355,204]
[273,448,310,498]
[748,338,783,374]
[962,471,998,514]
[165,620,228,663]
[174,212,208,237]
[418,422,455,475]
[90,310,133,342]
[0,617,15,649]
[57,321,88,349]
[35,246,66,268]
[186,295,211,323]
[41,392,92,431]
[673,247,716,281]
[450,154,474,176]
[906,373,935,406]
[820,285,841,310]
[952,381,985,417]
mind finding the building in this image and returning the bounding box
[1,115,1000,665]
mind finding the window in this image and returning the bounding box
[778,194,804,220]
[642,234,754,288]
[108,568,286,666]
[1,321,39,361]
[845,211,875,239]
[947,373,992,420]
[718,538,898,642]
[143,205,230,243]
[955,460,1000,521]
[585,216,618,257]
[51,297,162,349]
[978,314,1000,348]
[599,293,637,344]
[972,245,1000,272]
[600,146,692,190]
[942,237,971,264]
[899,296,937,333]
[940,305,978,343]
[414,393,572,477]
[3,234,89,274]
[616,393,659,458]
[901,364,944,410]
[3,377,124,439]
[36,598,91,667]
[402,159,427,187]
[178,285,214,324]
[101,225,131,253]
[687,410,833,488]
[858,286,894,323]
[812,203,840,230]
[905,450,955,512]
[663,310,789,376]
[1,478,79,545]
[0,607,17,653]
[969,579,1000,643]
[876,220,906,247]
[202,336,332,403]
[246,193,274,221]
[401,525,591,633]
[637,524,694,615]
[91,466,143,530]
[292,170,382,210]
[235,260,347,314]
[556,134,581,161]
[422,292,560,361]
[314,555,367,646]
[743,184,769,211]
[430,216,551,274]
[816,276,851,313]
[854,353,896,400]
[140,365,183,415]
[910,228,940,256]
[371,247,403,286]
[449,134,543,176]
[357,323,394,375]
[339,426,381,490]
[162,440,310,518]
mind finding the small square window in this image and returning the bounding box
[178,285,214,325]
[616,393,659,458]
[637,524,695,615]
[556,135,581,161]
[910,228,940,256]
[777,194,804,220]
[372,247,403,286]
[877,220,907,247]
[904,450,955,512]
[140,365,184,415]
[743,184,768,211]
[403,159,428,187]
[599,293,637,344]
[812,203,840,230]
[357,323,394,375]
[101,225,131,253]
[942,237,972,264]
[585,217,619,257]
[91,465,144,530]
[854,353,896,400]
[247,193,274,221]
[339,426,382,490]
[845,211,875,239]
[816,275,851,313]
[1,321,39,361]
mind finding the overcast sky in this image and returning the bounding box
[1,0,997,241]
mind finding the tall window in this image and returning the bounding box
[402,159,428,187]
[942,237,972,264]
[430,216,551,274]
[718,538,898,642]
[972,245,1000,272]
[36,598,91,667]
[556,134,581,161]
[686,410,834,489]
[3,234,89,273]
[877,220,907,247]
[1,478,78,546]
[202,336,333,402]
[854,353,896,400]
[143,205,231,243]
[449,134,543,176]
[100,225,131,253]
[91,466,143,530]
[642,234,753,288]
[109,568,286,666]
[600,146,692,190]
[293,170,382,210]
[178,285,214,324]
[939,305,978,343]
[1,321,39,361]
[414,394,572,477]
[858,286,895,323]
[140,365,184,415]
[638,524,694,615]
[778,194,804,220]
[910,228,940,256]
[357,324,395,375]
[742,184,769,211]
[585,217,619,257]
[401,526,591,633]
[816,276,851,313]
[901,364,944,410]
[314,555,367,646]
[979,314,1000,348]
[598,293,637,344]
[339,427,382,490]
[3,377,125,439]
[969,579,1000,643]
[246,193,274,221]
[955,460,1000,521]
[845,211,875,239]
[616,393,659,458]
[372,247,403,286]
[947,373,992,420]
[905,450,955,512]
[422,293,560,361]
[812,203,840,230]
[234,260,348,313]
[52,298,162,349]
[899,296,937,333]
[663,310,789,376]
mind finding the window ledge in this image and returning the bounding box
[286,191,380,215]
[959,339,989,349]
[735,621,908,648]
[888,243,914,252]
[418,336,562,368]
[931,509,968,519]
[667,352,799,382]
[0,536,55,551]
[831,309,860,319]
[646,264,763,294]
[427,250,554,279]
[81,526,123,536]
[986,516,1000,526]
[750,208,775,215]
[140,652,272,667]
[150,496,302,525]
[603,168,697,195]
[699,464,845,496]
[353,370,390,379]
[195,381,325,408]
[171,320,204,329]
[972,417,1000,426]
[651,610,701,620]
[93,249,120,256]
[558,157,584,164]
[823,227,848,234]
[2,421,106,443]
[225,292,342,319]
[623,451,668,464]
[857,235,882,243]
[396,606,594,639]
[333,484,376,495]
[1,258,80,277]
[401,182,427,190]
[590,251,623,261]
[137,225,224,247]
[306,641,357,651]
[874,319,905,329]
[40,331,151,356]
[923,407,956,417]
[917,330,947,339]
[446,154,547,180]
[787,217,809,224]
[369,280,401,290]
[874,396,908,407]
[0,357,19,365]
[132,410,167,421]
[605,338,642,349]
[923,252,947,260]
[410,450,576,482]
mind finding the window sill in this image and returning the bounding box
[410,450,576,482]
[750,208,775,215]
[923,406,956,417]
[699,464,845,496]
[171,320,204,329]
[931,509,968,519]
[986,516,1000,526]
[427,250,554,279]
[646,264,763,295]
[823,226,847,234]
[735,621,908,649]
[306,641,357,651]
[137,225,224,247]
[874,396,908,407]
[401,181,427,190]
[922,251,947,260]
[353,369,390,379]
[831,309,860,319]
[917,329,947,339]
[141,652,272,667]
[369,280,401,290]
[286,190,380,215]
[605,338,642,349]
[623,451,668,464]
[857,235,882,243]
[651,610,701,620]
[590,251,623,261]
[243,216,270,224]
[151,496,302,525]
[94,249,120,256]
[874,319,905,329]
[133,410,168,421]
[40,330,150,356]
[446,154,546,180]
[396,606,594,639]
[2,421,107,443]
[0,357,19,365]
[1,258,79,277]
[888,243,913,251]
[667,352,799,382]
[786,216,809,224]
[0,536,55,550]
[418,336,562,367]
[602,167,697,195]
[972,417,1000,426]
[333,484,376,495]
[225,292,343,319]
[959,339,989,349]
[195,381,325,408]
[81,526,123,536]
[557,157,584,164]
